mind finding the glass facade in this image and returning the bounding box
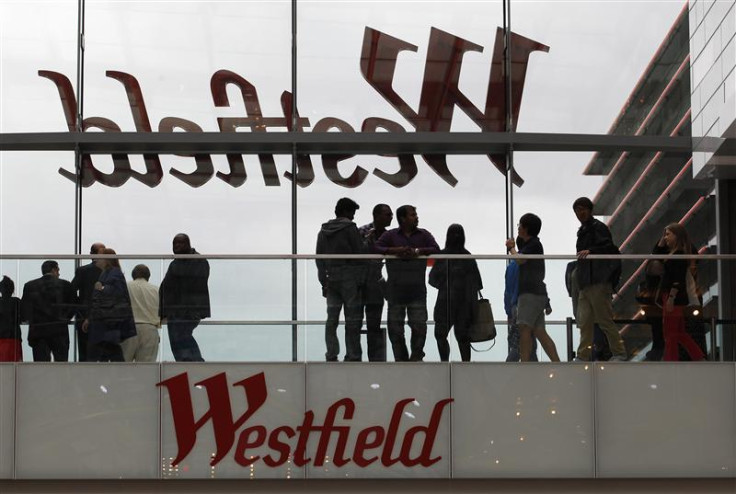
[1,0,734,364]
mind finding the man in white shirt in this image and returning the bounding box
[121,264,161,362]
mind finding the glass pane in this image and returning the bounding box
[0,0,78,133]
[511,1,689,136]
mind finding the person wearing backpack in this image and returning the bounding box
[572,197,627,362]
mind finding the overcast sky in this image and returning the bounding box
[0,0,686,361]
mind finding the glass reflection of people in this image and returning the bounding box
[505,214,559,362]
[159,234,210,362]
[375,205,440,362]
[429,224,482,362]
[653,223,705,362]
[85,249,136,362]
[358,204,393,362]
[71,242,106,361]
[316,198,366,362]
[0,276,23,362]
[21,261,76,362]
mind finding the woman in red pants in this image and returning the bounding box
[654,223,705,362]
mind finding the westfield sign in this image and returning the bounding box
[158,371,453,468]
[42,27,548,189]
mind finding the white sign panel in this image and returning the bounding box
[14,363,161,479]
[452,363,595,478]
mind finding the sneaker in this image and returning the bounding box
[609,355,628,362]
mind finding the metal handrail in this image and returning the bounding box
[1,253,735,260]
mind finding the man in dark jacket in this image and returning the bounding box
[71,242,105,361]
[573,197,627,361]
[21,260,77,362]
[316,198,366,361]
[159,234,210,361]
[358,204,393,362]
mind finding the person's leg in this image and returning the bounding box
[387,303,409,361]
[674,311,705,361]
[576,288,595,361]
[662,302,681,362]
[365,301,386,362]
[506,308,520,362]
[167,319,203,362]
[106,342,125,362]
[407,298,428,361]
[324,287,342,361]
[342,280,364,362]
[364,282,386,362]
[589,283,626,359]
[48,334,70,362]
[75,320,88,362]
[136,325,160,362]
[519,325,534,362]
[121,334,139,362]
[87,341,102,362]
[529,330,539,362]
[533,327,561,362]
[434,295,451,361]
[31,338,51,362]
[532,307,560,362]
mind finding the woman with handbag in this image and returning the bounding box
[429,224,482,362]
[653,224,705,362]
[84,248,136,362]
[505,213,559,362]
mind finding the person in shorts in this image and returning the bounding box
[505,213,560,362]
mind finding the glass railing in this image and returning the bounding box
[0,253,733,363]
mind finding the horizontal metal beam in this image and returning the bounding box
[0,131,697,154]
[2,253,735,260]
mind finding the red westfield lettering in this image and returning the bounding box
[157,371,453,468]
[42,27,547,189]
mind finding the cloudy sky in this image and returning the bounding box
[0,0,685,361]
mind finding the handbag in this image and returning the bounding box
[470,291,497,343]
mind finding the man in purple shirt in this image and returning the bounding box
[375,205,439,361]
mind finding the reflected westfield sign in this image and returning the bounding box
[158,371,453,468]
[42,27,548,189]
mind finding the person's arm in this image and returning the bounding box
[20,282,32,324]
[416,231,440,256]
[506,238,527,265]
[375,231,409,256]
[588,221,615,254]
[664,257,688,310]
[315,232,327,287]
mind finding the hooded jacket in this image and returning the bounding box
[315,218,365,286]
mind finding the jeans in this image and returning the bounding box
[387,298,428,362]
[363,280,387,362]
[168,318,204,362]
[506,306,538,362]
[325,278,364,361]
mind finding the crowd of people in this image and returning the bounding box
[0,197,708,363]
[0,234,210,363]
